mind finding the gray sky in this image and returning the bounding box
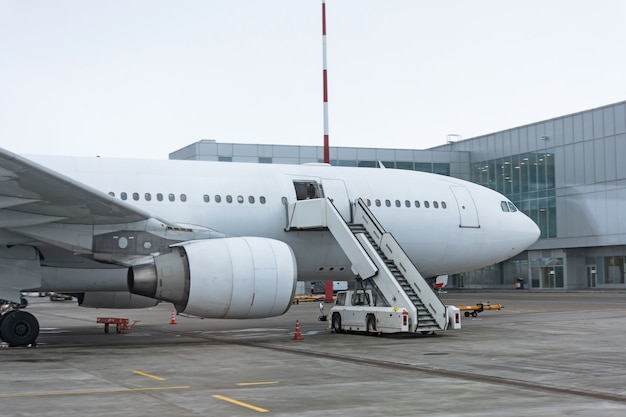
[1,0,625,159]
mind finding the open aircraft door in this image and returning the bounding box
[321,179,351,222]
[450,186,480,228]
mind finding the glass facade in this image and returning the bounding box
[453,259,531,289]
[170,139,456,177]
[530,257,564,288]
[320,159,450,175]
[471,149,556,238]
[594,256,625,285]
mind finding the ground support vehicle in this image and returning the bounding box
[459,302,503,317]
[49,292,73,301]
[288,198,462,335]
[96,317,139,334]
[329,289,461,335]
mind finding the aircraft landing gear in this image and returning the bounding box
[0,310,39,347]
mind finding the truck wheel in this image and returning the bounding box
[332,313,343,333]
[366,315,377,334]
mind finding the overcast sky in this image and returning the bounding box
[1,1,625,159]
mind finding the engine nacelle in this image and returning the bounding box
[128,237,297,319]
[77,291,159,309]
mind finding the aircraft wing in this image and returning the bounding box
[0,147,153,232]
[0,148,219,261]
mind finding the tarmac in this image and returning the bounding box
[2,291,626,416]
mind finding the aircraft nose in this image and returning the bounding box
[500,213,540,259]
[518,214,541,248]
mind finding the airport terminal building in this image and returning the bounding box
[170,101,626,290]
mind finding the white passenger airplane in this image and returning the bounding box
[0,147,540,346]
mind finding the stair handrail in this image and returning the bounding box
[352,197,448,330]
[352,198,385,246]
[377,232,448,329]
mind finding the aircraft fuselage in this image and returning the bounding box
[29,155,540,280]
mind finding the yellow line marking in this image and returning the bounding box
[236,381,279,386]
[132,370,166,381]
[0,386,190,399]
[212,394,269,413]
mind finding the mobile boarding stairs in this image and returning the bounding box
[286,197,460,333]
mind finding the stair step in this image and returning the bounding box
[417,326,440,331]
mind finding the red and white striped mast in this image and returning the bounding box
[322,0,334,303]
[322,0,330,164]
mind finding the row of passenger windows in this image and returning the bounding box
[109,192,267,205]
[204,194,267,204]
[365,198,447,209]
[109,191,445,209]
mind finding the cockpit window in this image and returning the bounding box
[501,201,518,212]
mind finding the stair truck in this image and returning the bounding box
[329,288,461,335]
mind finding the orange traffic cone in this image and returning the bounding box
[170,307,177,324]
[293,320,303,340]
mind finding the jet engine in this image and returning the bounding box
[128,237,297,319]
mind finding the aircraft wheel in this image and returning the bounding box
[464,311,470,317]
[471,311,478,318]
[332,313,343,333]
[0,310,39,347]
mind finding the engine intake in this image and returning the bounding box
[128,237,297,319]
